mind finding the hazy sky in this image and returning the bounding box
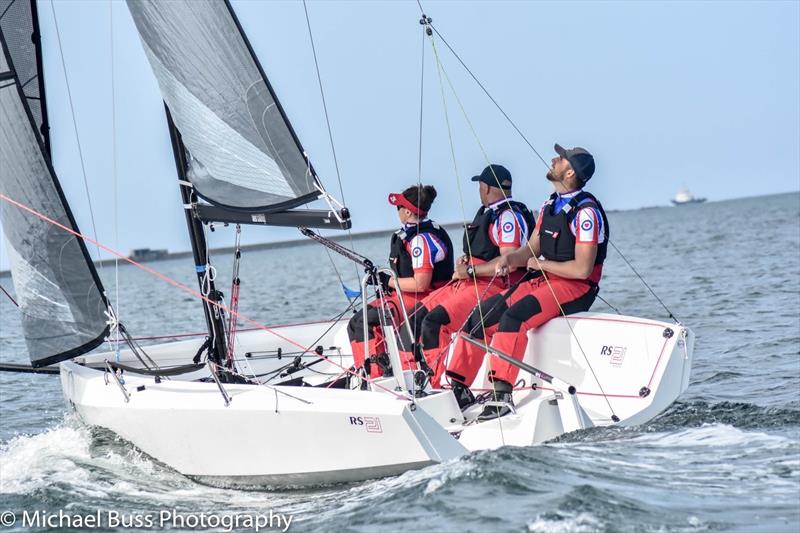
[1,0,798,269]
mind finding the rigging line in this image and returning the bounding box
[0,283,18,307]
[0,192,412,401]
[430,25,548,169]
[608,239,678,322]
[414,0,548,169]
[417,28,426,184]
[419,4,671,323]
[304,205,353,303]
[208,361,315,404]
[596,293,622,315]
[429,274,502,377]
[259,297,359,384]
[201,223,225,361]
[226,224,242,368]
[410,19,430,347]
[301,160,352,303]
[429,32,506,444]
[301,0,361,286]
[109,0,120,355]
[430,40,619,422]
[49,0,103,268]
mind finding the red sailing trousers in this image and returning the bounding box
[416,277,509,385]
[446,274,597,387]
[348,291,428,378]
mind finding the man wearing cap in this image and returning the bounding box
[447,145,609,420]
[398,165,534,403]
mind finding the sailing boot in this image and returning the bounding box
[477,379,514,421]
[372,353,393,377]
[449,381,476,410]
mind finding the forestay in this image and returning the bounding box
[0,9,109,367]
[127,0,322,212]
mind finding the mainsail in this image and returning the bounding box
[127,0,322,212]
[0,3,109,367]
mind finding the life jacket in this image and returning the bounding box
[389,220,454,287]
[538,191,609,265]
[462,200,535,262]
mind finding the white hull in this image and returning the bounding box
[61,362,465,486]
[61,312,694,487]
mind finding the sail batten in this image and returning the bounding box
[0,8,109,367]
[127,0,323,212]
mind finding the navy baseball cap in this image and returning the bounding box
[471,164,512,189]
[555,144,595,183]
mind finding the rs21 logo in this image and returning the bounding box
[600,345,627,367]
[349,416,383,433]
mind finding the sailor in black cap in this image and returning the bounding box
[447,145,610,419]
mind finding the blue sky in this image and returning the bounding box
[1,0,798,269]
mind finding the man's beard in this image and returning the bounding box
[546,168,558,181]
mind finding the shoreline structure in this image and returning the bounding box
[0,192,795,277]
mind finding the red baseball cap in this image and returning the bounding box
[388,192,425,216]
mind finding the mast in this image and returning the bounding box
[165,107,227,366]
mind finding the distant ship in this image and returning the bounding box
[129,248,168,262]
[671,187,706,205]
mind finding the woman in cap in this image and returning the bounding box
[347,185,454,379]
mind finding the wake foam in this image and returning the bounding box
[528,511,604,533]
[0,422,92,495]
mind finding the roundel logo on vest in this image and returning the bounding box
[581,219,593,231]
[412,246,423,257]
[502,222,514,233]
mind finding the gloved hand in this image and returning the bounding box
[367,271,392,291]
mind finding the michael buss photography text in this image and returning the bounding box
[0,508,292,532]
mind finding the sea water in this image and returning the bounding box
[1,193,798,532]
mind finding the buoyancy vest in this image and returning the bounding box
[462,200,535,261]
[389,220,454,286]
[538,191,609,265]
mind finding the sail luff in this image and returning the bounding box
[0,16,110,367]
[28,0,50,156]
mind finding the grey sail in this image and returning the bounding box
[0,9,109,367]
[127,0,322,212]
[0,0,49,153]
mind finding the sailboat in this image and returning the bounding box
[0,0,694,486]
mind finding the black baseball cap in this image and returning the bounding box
[555,144,595,183]
[471,164,512,189]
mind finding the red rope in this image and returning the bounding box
[226,278,241,368]
[0,193,410,400]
